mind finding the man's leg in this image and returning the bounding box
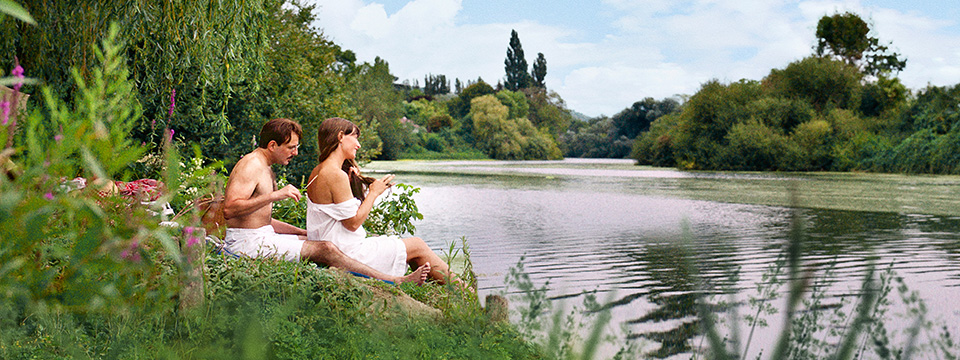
[300,240,429,285]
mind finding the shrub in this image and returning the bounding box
[764,56,863,113]
[722,120,801,171]
[791,119,834,170]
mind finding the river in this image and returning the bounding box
[364,158,960,359]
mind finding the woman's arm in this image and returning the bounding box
[331,171,394,232]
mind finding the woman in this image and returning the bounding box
[305,117,456,284]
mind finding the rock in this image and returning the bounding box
[328,269,442,320]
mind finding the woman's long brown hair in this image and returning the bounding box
[316,118,375,200]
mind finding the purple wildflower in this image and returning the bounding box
[11,64,24,92]
[54,134,63,142]
[184,226,200,247]
[120,240,142,262]
[168,89,176,118]
[166,129,175,143]
[44,192,54,200]
[0,101,9,126]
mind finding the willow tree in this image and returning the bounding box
[6,0,275,148]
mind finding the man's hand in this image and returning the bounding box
[273,184,302,202]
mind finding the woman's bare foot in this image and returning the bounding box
[398,262,431,285]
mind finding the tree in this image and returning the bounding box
[815,12,906,76]
[523,87,573,138]
[504,29,531,91]
[765,56,863,113]
[470,94,561,160]
[611,97,680,139]
[531,52,546,88]
[447,80,494,119]
[423,73,449,96]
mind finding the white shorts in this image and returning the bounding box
[224,225,304,262]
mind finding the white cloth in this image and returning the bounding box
[306,196,408,277]
[224,225,304,262]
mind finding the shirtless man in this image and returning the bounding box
[222,118,429,284]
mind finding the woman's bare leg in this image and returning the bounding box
[302,240,429,285]
[402,237,458,284]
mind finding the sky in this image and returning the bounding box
[305,0,960,118]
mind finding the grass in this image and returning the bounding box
[0,248,543,359]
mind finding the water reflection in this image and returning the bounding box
[366,160,960,358]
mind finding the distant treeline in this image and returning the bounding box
[575,12,960,175]
[632,63,960,174]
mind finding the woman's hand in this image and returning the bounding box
[368,174,395,198]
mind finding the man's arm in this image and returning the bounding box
[271,218,307,236]
[223,160,301,219]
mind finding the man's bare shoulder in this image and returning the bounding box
[228,152,270,182]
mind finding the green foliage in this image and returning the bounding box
[668,79,762,169]
[792,119,834,169]
[860,75,909,117]
[404,97,449,129]
[524,87,574,138]
[496,89,530,120]
[765,56,863,113]
[904,83,960,134]
[422,73,450,96]
[470,94,562,160]
[1,24,196,326]
[504,29,532,91]
[632,112,681,167]
[247,1,357,180]
[747,97,815,132]
[612,97,681,139]
[8,0,274,144]
[560,116,633,158]
[448,79,495,120]
[531,52,547,88]
[721,120,801,171]
[815,11,906,76]
[365,183,424,236]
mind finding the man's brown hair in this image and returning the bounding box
[258,118,303,148]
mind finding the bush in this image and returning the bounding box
[791,119,835,170]
[764,56,863,113]
[721,120,801,171]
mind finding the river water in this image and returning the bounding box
[365,159,960,359]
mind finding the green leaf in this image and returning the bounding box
[0,0,35,25]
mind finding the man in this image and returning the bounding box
[223,118,429,284]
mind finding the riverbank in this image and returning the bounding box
[0,248,542,359]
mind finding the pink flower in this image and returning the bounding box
[184,226,200,247]
[54,134,63,142]
[120,240,142,262]
[44,192,54,200]
[11,64,24,92]
[168,89,176,117]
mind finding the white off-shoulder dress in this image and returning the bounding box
[306,196,408,277]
